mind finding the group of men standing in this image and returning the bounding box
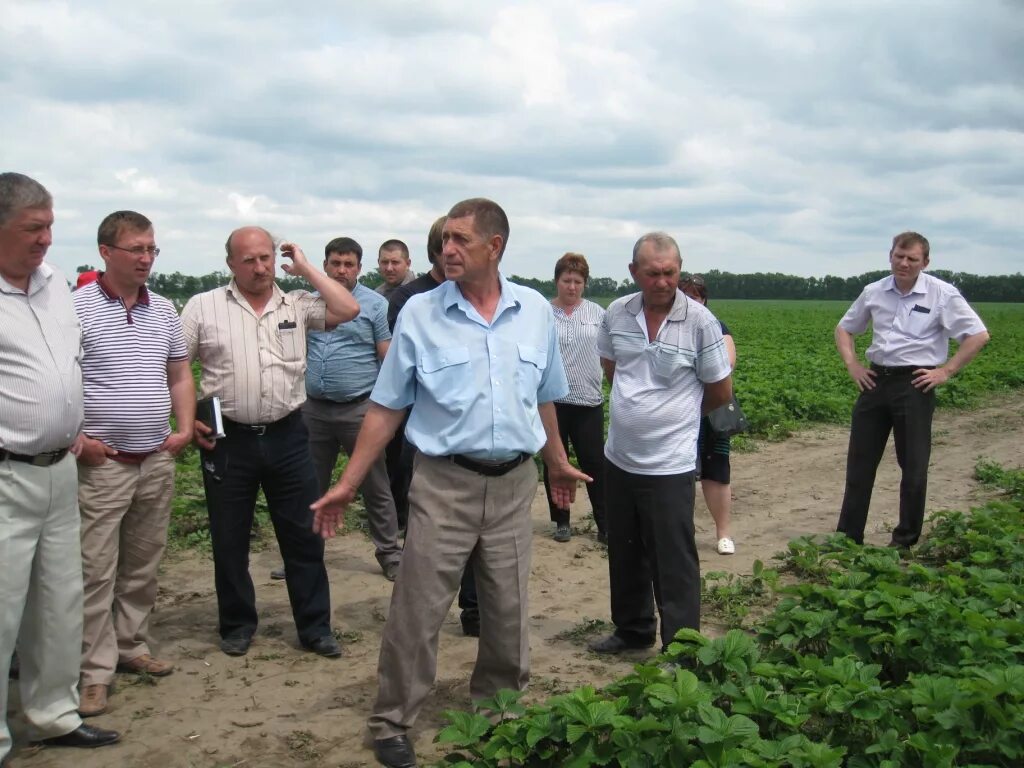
[0,169,992,768]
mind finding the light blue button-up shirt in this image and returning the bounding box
[306,283,391,401]
[370,273,569,461]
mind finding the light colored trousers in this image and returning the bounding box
[78,452,175,686]
[368,454,536,740]
[0,455,83,761]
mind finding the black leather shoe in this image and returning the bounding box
[461,617,480,638]
[373,734,417,767]
[382,561,400,582]
[303,634,342,658]
[588,634,655,654]
[220,634,253,657]
[32,724,121,748]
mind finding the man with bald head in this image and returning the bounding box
[180,227,359,658]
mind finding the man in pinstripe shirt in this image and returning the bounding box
[589,233,732,656]
[73,211,195,718]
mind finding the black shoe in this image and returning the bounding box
[373,734,417,768]
[270,566,286,580]
[596,530,608,545]
[220,634,252,657]
[303,634,342,658]
[32,724,121,748]
[382,561,400,582]
[461,618,480,638]
[588,634,655,654]
[553,524,572,543]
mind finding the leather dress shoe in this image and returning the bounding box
[32,724,121,748]
[220,634,253,657]
[373,734,417,767]
[303,634,342,658]
[461,617,480,638]
[588,633,655,655]
[382,561,400,582]
[78,683,109,717]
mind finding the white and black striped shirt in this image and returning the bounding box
[74,279,188,452]
[551,299,605,407]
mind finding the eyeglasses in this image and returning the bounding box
[682,274,705,287]
[107,245,160,257]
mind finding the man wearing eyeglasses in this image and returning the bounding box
[72,211,195,718]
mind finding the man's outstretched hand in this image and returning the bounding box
[310,481,358,539]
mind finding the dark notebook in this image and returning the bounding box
[196,396,226,439]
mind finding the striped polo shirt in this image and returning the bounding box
[551,299,605,407]
[74,278,188,452]
[598,289,731,475]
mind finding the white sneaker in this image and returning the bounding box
[716,537,735,555]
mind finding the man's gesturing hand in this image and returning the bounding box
[310,481,358,539]
[279,241,311,278]
[546,461,593,510]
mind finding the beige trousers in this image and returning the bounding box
[78,452,175,686]
[0,454,83,761]
[368,454,536,740]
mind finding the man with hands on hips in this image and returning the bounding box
[181,228,358,659]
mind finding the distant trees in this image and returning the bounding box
[78,265,1023,304]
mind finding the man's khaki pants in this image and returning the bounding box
[1,454,83,761]
[368,454,536,740]
[78,452,175,686]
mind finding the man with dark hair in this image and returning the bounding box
[312,198,588,768]
[590,232,733,656]
[73,211,195,718]
[1,173,120,760]
[181,226,359,658]
[375,239,414,300]
[302,236,401,581]
[835,232,989,547]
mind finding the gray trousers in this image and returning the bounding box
[368,454,536,739]
[302,398,401,567]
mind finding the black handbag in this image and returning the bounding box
[707,395,749,437]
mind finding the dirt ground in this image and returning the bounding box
[9,394,1024,768]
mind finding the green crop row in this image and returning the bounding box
[434,461,1024,767]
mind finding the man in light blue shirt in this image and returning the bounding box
[311,199,590,768]
[302,237,401,580]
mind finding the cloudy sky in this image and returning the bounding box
[3,0,1021,283]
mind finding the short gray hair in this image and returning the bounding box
[631,231,681,264]
[0,172,52,227]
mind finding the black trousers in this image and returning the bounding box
[200,411,332,644]
[385,414,414,530]
[837,372,936,546]
[542,402,606,532]
[605,459,699,649]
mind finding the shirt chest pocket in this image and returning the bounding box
[514,343,547,400]
[647,343,694,381]
[418,345,471,400]
[901,305,938,338]
[275,317,303,362]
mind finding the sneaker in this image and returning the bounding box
[553,524,572,543]
[78,684,108,717]
[716,537,735,555]
[117,653,174,677]
[270,566,286,580]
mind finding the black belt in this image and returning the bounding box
[0,447,70,467]
[308,392,371,406]
[870,364,935,376]
[448,453,532,477]
[223,410,301,436]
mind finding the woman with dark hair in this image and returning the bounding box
[544,253,607,543]
[681,275,738,554]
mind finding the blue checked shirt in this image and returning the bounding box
[306,283,391,401]
[370,273,569,461]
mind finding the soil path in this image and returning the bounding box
[11,394,1024,768]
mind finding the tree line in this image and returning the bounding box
[76,265,1024,303]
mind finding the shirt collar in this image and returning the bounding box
[441,272,521,324]
[625,288,690,321]
[96,273,150,306]
[883,273,927,296]
[227,278,286,309]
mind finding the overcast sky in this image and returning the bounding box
[3,0,1021,283]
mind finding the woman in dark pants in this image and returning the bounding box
[682,275,738,554]
[543,253,607,543]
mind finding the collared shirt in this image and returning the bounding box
[371,273,569,461]
[306,282,391,401]
[181,279,326,424]
[839,272,987,367]
[598,290,731,476]
[74,277,188,452]
[551,299,605,407]
[375,271,416,300]
[388,270,442,331]
[0,263,83,453]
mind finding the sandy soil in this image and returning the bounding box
[9,394,1024,768]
